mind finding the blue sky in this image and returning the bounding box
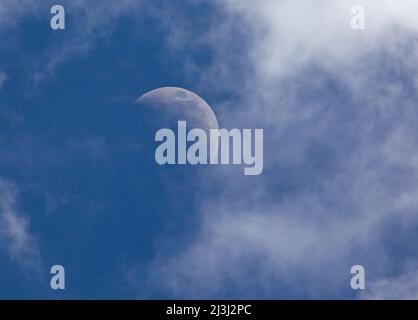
[1,0,418,299]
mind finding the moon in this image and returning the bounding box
[135,87,219,131]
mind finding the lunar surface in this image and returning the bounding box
[135,87,219,131]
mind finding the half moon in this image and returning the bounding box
[135,87,219,131]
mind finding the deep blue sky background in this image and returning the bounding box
[0,1,225,299]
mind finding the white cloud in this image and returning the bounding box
[219,0,418,79]
[0,178,41,272]
[136,1,418,298]
[363,264,418,299]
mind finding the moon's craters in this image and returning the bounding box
[136,87,219,131]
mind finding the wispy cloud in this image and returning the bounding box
[1,0,149,87]
[0,0,41,29]
[0,178,41,272]
[362,263,418,299]
[28,0,148,86]
[0,72,7,90]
